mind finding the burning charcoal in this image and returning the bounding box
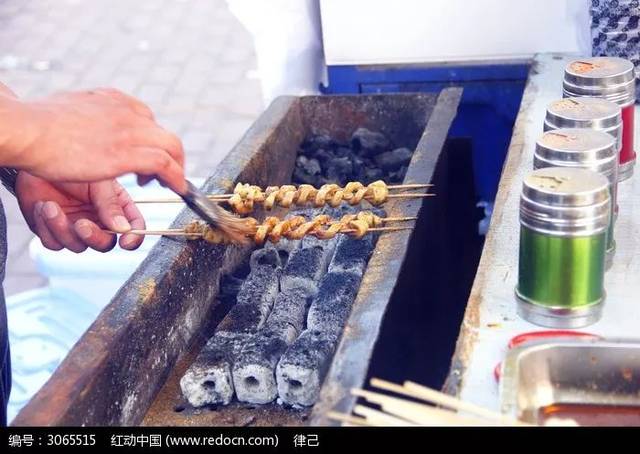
[180,261,281,407]
[363,167,384,184]
[276,329,340,407]
[324,156,352,185]
[351,127,390,155]
[374,147,413,172]
[311,148,334,165]
[292,167,318,186]
[351,156,366,180]
[305,272,360,335]
[327,234,377,277]
[235,264,282,325]
[249,247,282,270]
[296,155,322,176]
[233,288,311,404]
[276,270,366,406]
[180,332,247,406]
[280,235,338,297]
[303,134,335,152]
[334,147,351,159]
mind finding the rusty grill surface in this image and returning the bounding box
[13,90,461,426]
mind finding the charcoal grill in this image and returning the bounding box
[13,89,462,426]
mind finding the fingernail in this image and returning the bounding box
[121,234,136,248]
[34,201,44,214]
[42,202,58,219]
[114,216,131,232]
[76,221,92,239]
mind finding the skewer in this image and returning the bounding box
[350,389,492,426]
[132,193,434,204]
[106,226,412,237]
[352,404,415,426]
[389,183,433,189]
[326,411,372,427]
[370,378,524,426]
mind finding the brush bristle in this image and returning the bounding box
[213,208,254,245]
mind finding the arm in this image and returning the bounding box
[0,85,187,252]
[0,84,19,195]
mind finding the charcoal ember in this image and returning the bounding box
[280,234,338,297]
[387,166,407,183]
[334,147,351,158]
[363,167,384,184]
[276,329,340,407]
[303,134,335,153]
[232,265,282,328]
[305,272,361,336]
[232,288,311,404]
[311,148,334,165]
[374,147,413,172]
[351,127,390,155]
[296,155,322,176]
[249,247,282,270]
[351,155,367,180]
[293,167,318,186]
[327,234,377,277]
[324,156,352,185]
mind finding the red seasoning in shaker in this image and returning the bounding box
[563,57,636,181]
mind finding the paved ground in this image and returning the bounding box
[0,0,263,296]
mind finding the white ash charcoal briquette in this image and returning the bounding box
[179,331,247,406]
[327,234,376,277]
[232,287,312,404]
[305,272,361,336]
[180,260,281,407]
[276,329,341,407]
[234,263,282,325]
[249,247,282,270]
[280,240,337,296]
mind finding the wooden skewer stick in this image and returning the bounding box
[371,378,523,426]
[400,378,524,426]
[326,411,372,427]
[352,404,416,426]
[389,183,433,189]
[386,193,435,199]
[132,193,434,204]
[351,388,494,426]
[106,225,413,237]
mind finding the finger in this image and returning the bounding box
[127,147,187,194]
[40,201,87,253]
[33,202,63,251]
[125,126,184,168]
[113,181,146,250]
[74,218,117,252]
[137,175,153,186]
[93,87,155,120]
[89,180,131,233]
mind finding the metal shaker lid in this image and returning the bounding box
[563,57,636,105]
[521,167,611,236]
[534,128,618,181]
[545,97,621,130]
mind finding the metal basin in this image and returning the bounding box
[500,338,640,425]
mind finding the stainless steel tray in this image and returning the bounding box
[500,338,640,425]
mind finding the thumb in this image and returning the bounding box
[89,180,131,233]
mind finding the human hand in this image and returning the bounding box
[16,171,145,252]
[1,88,186,193]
